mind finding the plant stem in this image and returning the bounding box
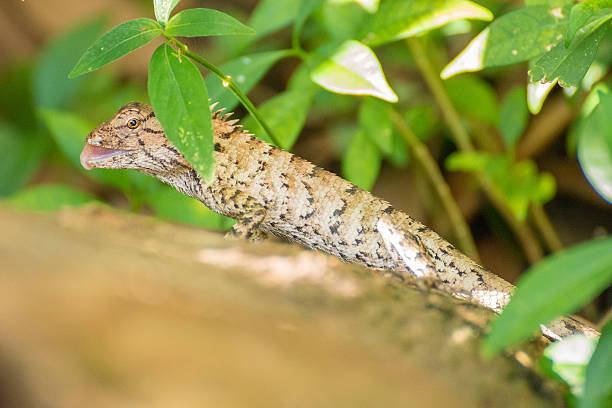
[390,111,480,262]
[406,37,545,264]
[164,34,282,147]
[529,203,563,252]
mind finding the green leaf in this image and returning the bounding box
[147,186,234,231]
[294,0,326,41]
[482,236,612,356]
[359,98,393,154]
[4,184,98,212]
[446,152,555,219]
[525,0,572,6]
[165,8,254,37]
[34,16,106,108]
[342,130,382,190]
[321,1,368,41]
[248,0,302,40]
[149,43,215,183]
[404,105,438,141]
[0,121,43,197]
[442,5,569,78]
[540,334,597,397]
[69,18,162,78]
[577,90,612,204]
[444,75,499,125]
[311,40,398,102]
[529,22,609,88]
[242,88,315,150]
[567,0,612,45]
[353,0,380,13]
[499,86,528,149]
[38,109,90,169]
[388,131,410,167]
[206,50,290,112]
[363,0,492,46]
[581,320,612,408]
[154,0,181,26]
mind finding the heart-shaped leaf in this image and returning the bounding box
[311,40,397,102]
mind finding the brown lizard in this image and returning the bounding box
[80,102,599,342]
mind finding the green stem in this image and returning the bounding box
[529,203,563,253]
[406,37,545,264]
[164,34,282,147]
[390,111,480,262]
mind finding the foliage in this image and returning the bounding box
[1,0,611,403]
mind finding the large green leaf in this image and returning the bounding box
[34,16,106,109]
[577,90,612,204]
[342,130,381,190]
[4,184,98,212]
[153,0,181,26]
[442,5,569,78]
[165,8,254,37]
[529,22,609,88]
[482,236,612,356]
[311,40,398,102]
[499,86,529,149]
[363,0,492,46]
[242,88,315,150]
[147,186,235,231]
[149,43,215,183]
[581,320,612,408]
[69,18,162,78]
[206,50,290,112]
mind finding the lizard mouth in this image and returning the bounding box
[80,143,132,170]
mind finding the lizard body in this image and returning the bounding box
[81,102,599,341]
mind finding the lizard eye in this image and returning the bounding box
[127,118,140,129]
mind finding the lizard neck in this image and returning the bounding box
[147,165,207,200]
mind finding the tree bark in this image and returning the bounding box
[0,205,565,407]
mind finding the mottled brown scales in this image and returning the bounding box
[80,102,599,341]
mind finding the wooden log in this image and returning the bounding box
[0,205,564,407]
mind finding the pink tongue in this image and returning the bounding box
[80,144,127,170]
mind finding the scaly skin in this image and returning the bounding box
[80,102,599,341]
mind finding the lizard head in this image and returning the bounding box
[80,102,188,173]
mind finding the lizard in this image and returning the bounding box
[80,101,599,342]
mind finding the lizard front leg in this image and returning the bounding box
[213,186,268,241]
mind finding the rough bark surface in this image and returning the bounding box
[0,205,565,407]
